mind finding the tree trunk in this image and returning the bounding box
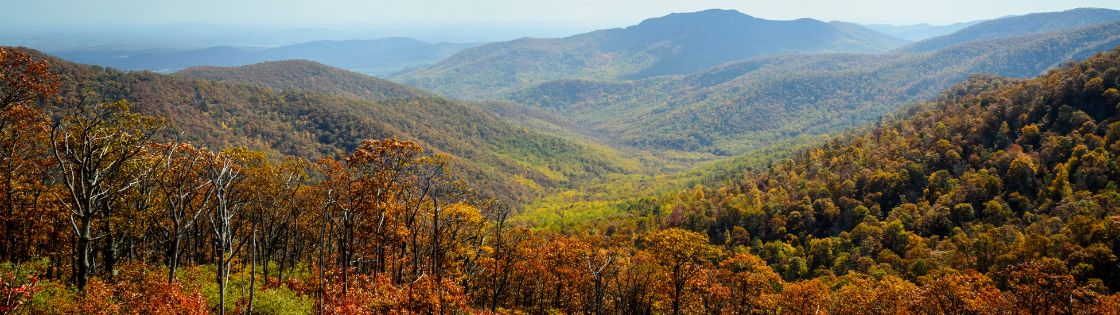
[247,229,257,315]
[102,228,117,278]
[76,214,93,289]
[431,203,444,313]
[168,230,181,283]
[218,248,227,315]
[318,215,327,315]
[672,265,683,315]
[3,159,14,262]
[594,276,604,315]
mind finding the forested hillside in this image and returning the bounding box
[394,9,906,99]
[4,39,1120,315]
[177,60,422,101]
[507,21,1120,157]
[27,50,639,205]
[643,45,1120,312]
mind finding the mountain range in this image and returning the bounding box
[505,20,1120,158]
[393,9,909,99]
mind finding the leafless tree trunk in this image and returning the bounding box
[207,154,244,315]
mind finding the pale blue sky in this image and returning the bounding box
[9,0,1120,27]
[6,0,1120,46]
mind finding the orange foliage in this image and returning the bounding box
[0,47,59,110]
[109,265,208,315]
[779,279,832,314]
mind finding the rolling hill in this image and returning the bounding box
[177,60,421,101]
[52,37,479,75]
[27,50,639,205]
[898,8,1120,53]
[393,9,907,99]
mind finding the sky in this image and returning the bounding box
[5,0,1120,43]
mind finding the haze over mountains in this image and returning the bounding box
[52,37,479,75]
[863,21,982,41]
[898,7,1120,52]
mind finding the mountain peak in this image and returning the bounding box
[669,8,753,18]
[634,9,759,29]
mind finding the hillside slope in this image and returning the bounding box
[661,46,1120,290]
[30,51,638,205]
[177,60,421,101]
[394,9,906,99]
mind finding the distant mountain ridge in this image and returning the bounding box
[505,21,1120,157]
[393,9,908,99]
[52,37,479,75]
[898,8,1120,52]
[863,21,982,41]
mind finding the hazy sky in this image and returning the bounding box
[6,0,1120,44]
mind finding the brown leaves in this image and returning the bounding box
[0,48,59,110]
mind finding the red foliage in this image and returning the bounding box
[76,279,120,315]
[110,266,208,315]
[0,272,38,314]
[322,273,470,315]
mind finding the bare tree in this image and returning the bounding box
[205,150,247,315]
[154,141,214,283]
[50,99,162,289]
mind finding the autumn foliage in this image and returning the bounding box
[1,45,1120,314]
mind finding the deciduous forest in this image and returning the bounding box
[4,4,1120,315]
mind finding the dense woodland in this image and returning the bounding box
[4,26,1120,314]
